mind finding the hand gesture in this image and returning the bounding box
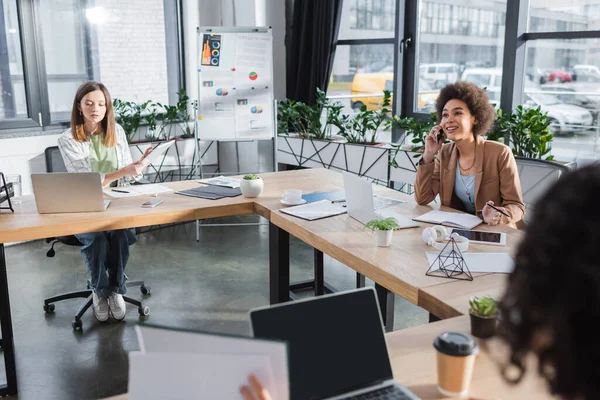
[482,201,508,225]
[240,374,271,400]
[423,125,444,164]
[140,146,153,161]
[125,158,149,177]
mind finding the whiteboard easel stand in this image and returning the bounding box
[194,26,277,241]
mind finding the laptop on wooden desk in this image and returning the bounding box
[31,172,111,213]
[250,287,421,400]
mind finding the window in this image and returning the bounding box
[0,0,27,121]
[340,0,395,39]
[412,0,507,113]
[529,0,600,32]
[0,0,180,130]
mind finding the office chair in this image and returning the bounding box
[42,146,151,330]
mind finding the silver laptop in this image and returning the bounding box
[343,172,419,229]
[31,172,111,214]
[250,287,420,400]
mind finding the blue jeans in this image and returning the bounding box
[75,229,137,298]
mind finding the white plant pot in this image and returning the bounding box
[240,178,264,198]
[376,229,393,247]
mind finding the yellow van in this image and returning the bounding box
[351,72,438,112]
[351,72,393,111]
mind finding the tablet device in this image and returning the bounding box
[451,228,506,246]
[142,140,176,165]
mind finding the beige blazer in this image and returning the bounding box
[414,135,525,227]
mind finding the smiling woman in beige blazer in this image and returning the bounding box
[414,82,525,227]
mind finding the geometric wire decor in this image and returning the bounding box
[425,234,473,281]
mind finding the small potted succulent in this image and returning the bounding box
[469,295,499,339]
[365,217,400,247]
[240,174,263,198]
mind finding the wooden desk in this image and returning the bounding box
[268,184,522,321]
[0,168,342,397]
[104,316,551,400]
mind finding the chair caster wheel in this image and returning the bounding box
[72,319,83,331]
[138,306,150,316]
[43,304,55,313]
[140,285,151,295]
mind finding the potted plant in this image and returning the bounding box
[240,174,263,198]
[487,106,554,161]
[365,217,400,247]
[469,295,498,339]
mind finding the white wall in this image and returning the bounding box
[0,133,63,195]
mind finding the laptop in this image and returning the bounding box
[250,287,421,400]
[343,172,419,229]
[31,172,111,214]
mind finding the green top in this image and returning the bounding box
[89,133,118,176]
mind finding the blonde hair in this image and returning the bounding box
[70,81,116,147]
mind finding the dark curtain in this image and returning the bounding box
[287,0,343,105]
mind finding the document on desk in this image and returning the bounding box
[103,184,172,198]
[280,199,347,221]
[198,175,241,188]
[129,352,276,400]
[135,324,289,400]
[413,210,482,229]
[426,252,515,273]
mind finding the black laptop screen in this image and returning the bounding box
[250,289,393,400]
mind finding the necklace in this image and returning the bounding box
[458,141,477,173]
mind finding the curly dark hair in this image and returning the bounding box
[435,81,496,136]
[497,164,600,399]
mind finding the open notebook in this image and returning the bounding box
[413,210,482,229]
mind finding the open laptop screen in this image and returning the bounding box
[250,288,393,400]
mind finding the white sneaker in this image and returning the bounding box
[108,292,127,320]
[92,292,109,322]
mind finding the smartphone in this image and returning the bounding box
[436,128,445,144]
[142,199,163,208]
[451,229,506,246]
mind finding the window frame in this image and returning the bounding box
[0,0,184,133]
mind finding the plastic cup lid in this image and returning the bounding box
[434,332,479,356]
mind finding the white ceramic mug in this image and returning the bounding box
[283,189,302,204]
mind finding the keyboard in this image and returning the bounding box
[341,385,415,400]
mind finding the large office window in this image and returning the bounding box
[518,2,600,166]
[0,0,27,121]
[413,0,507,113]
[0,0,179,130]
[328,0,396,142]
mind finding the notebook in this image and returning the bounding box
[279,199,347,221]
[175,186,242,200]
[413,210,482,229]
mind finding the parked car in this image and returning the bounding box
[523,92,593,135]
[540,83,600,124]
[540,68,572,83]
[351,72,394,111]
[571,64,600,82]
[460,67,502,104]
[351,73,439,112]
[419,63,459,88]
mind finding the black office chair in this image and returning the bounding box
[42,146,151,330]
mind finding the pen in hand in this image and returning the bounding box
[481,202,510,217]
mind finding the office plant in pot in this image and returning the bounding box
[240,174,263,198]
[365,217,400,247]
[469,295,499,339]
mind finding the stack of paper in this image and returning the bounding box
[129,324,289,400]
[175,185,242,200]
[413,210,482,229]
[103,184,172,198]
[198,175,241,189]
[280,200,347,221]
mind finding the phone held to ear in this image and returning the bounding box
[142,199,163,208]
[436,128,445,144]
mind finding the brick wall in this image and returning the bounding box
[95,0,169,105]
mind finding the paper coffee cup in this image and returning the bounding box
[433,332,479,397]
